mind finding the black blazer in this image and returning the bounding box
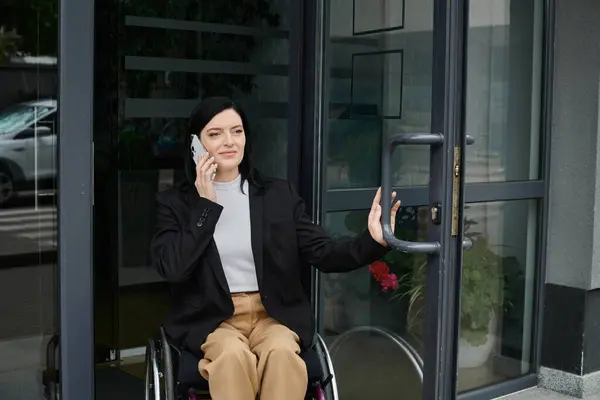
[150,176,388,358]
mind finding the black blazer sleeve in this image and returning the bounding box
[150,192,223,283]
[289,182,389,273]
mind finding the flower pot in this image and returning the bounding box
[458,313,498,369]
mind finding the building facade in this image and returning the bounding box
[0,0,599,399]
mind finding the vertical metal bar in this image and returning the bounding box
[296,0,327,322]
[534,0,556,371]
[424,0,467,398]
[309,0,329,331]
[288,0,308,304]
[58,0,95,397]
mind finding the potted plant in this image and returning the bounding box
[370,214,506,369]
[456,224,504,369]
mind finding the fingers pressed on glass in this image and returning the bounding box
[374,187,382,203]
[371,188,381,213]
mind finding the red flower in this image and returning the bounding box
[380,273,399,292]
[369,260,390,282]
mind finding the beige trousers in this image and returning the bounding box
[198,292,308,400]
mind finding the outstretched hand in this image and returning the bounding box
[368,187,401,247]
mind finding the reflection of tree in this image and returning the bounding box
[0,0,59,59]
[0,27,20,63]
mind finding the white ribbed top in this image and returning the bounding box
[213,175,259,293]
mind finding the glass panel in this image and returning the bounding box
[321,207,428,399]
[94,0,295,395]
[457,200,538,392]
[120,4,291,179]
[464,0,543,183]
[326,0,433,189]
[0,2,60,399]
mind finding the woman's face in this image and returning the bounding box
[199,108,246,174]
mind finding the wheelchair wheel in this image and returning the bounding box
[328,326,423,399]
[313,333,339,400]
[146,339,161,400]
[159,328,176,400]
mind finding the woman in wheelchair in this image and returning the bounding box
[150,96,401,400]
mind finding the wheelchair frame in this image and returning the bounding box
[145,327,339,400]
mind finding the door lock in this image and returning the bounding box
[430,202,442,225]
[451,147,461,236]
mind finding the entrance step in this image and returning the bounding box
[498,388,577,399]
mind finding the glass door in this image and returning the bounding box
[0,2,60,399]
[316,0,468,398]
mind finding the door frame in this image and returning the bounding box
[58,0,95,398]
[424,0,468,397]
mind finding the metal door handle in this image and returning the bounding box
[381,133,475,253]
[381,133,443,254]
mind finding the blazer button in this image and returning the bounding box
[196,222,203,227]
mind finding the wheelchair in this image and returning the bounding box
[145,326,339,400]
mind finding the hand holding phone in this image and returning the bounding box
[191,135,217,202]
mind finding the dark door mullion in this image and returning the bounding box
[322,181,546,212]
[424,0,468,398]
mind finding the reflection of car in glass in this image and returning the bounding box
[0,99,57,206]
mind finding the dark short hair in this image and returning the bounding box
[183,96,260,192]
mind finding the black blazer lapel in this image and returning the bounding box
[249,183,264,288]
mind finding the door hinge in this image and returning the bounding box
[451,146,461,236]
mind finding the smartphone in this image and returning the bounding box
[191,134,207,165]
